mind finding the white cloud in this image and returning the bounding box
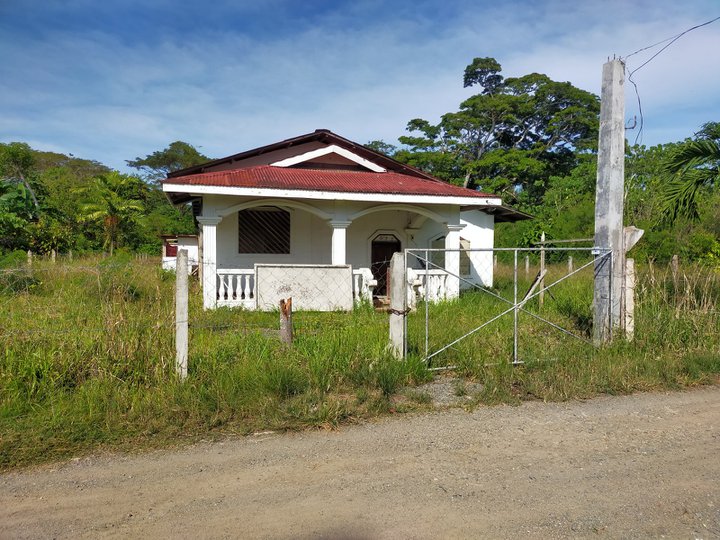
[1,0,718,170]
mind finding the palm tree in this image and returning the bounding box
[79,172,144,255]
[664,122,720,222]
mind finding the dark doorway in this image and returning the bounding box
[371,234,401,296]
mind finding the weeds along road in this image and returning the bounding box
[2,387,719,539]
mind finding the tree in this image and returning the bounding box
[127,141,209,183]
[395,57,600,205]
[663,121,720,222]
[0,180,35,250]
[78,172,145,255]
[0,142,41,210]
[365,140,397,156]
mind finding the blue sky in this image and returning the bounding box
[1,0,718,172]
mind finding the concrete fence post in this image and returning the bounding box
[539,232,546,308]
[175,249,189,380]
[27,250,32,266]
[525,255,530,276]
[568,256,573,273]
[388,252,406,359]
[51,249,56,263]
[624,258,636,341]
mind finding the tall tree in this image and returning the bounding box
[395,57,600,205]
[663,121,720,222]
[127,141,209,183]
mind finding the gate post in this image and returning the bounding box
[593,59,625,344]
[388,252,406,359]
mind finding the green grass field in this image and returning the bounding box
[1,254,718,469]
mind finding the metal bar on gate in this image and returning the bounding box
[403,250,408,359]
[513,249,519,364]
[425,248,429,360]
[419,247,606,252]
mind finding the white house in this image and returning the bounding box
[162,129,529,310]
[161,234,199,274]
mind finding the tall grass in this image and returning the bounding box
[0,255,718,469]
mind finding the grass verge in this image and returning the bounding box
[1,256,718,469]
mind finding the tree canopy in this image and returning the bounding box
[393,57,600,205]
[127,141,209,183]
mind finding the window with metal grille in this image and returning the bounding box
[238,208,290,254]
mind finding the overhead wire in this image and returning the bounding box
[622,15,720,145]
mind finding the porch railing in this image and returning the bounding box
[353,268,376,304]
[216,269,255,308]
[407,268,449,309]
[215,267,376,309]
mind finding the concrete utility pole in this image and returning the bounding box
[593,59,626,344]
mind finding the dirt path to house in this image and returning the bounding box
[2,387,719,539]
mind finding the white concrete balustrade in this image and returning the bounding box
[216,269,255,308]
[406,268,450,309]
[214,267,376,309]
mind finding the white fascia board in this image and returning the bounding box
[162,183,502,207]
[270,144,386,172]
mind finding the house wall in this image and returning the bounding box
[216,208,332,268]
[201,195,494,285]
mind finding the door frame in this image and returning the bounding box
[369,231,402,296]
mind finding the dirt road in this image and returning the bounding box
[2,387,719,539]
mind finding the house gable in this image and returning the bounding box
[167,129,436,181]
[271,145,386,173]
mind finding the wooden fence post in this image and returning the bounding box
[388,252,406,358]
[280,297,293,345]
[175,249,189,380]
[539,232,546,308]
[671,254,679,288]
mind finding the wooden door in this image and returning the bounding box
[371,235,401,296]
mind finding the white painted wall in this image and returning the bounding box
[200,195,495,287]
[161,237,199,273]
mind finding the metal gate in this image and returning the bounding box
[404,247,612,369]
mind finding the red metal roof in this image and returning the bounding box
[163,165,497,199]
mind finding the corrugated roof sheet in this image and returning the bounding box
[163,165,497,199]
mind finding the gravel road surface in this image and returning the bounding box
[2,387,719,539]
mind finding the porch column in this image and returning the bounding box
[445,224,464,299]
[197,216,222,309]
[330,221,351,265]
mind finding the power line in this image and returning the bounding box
[622,15,720,145]
[624,15,720,76]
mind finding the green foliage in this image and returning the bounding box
[663,122,720,222]
[127,141,209,183]
[0,258,718,469]
[76,172,146,254]
[394,57,599,205]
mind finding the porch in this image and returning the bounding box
[195,197,484,311]
[210,265,453,310]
